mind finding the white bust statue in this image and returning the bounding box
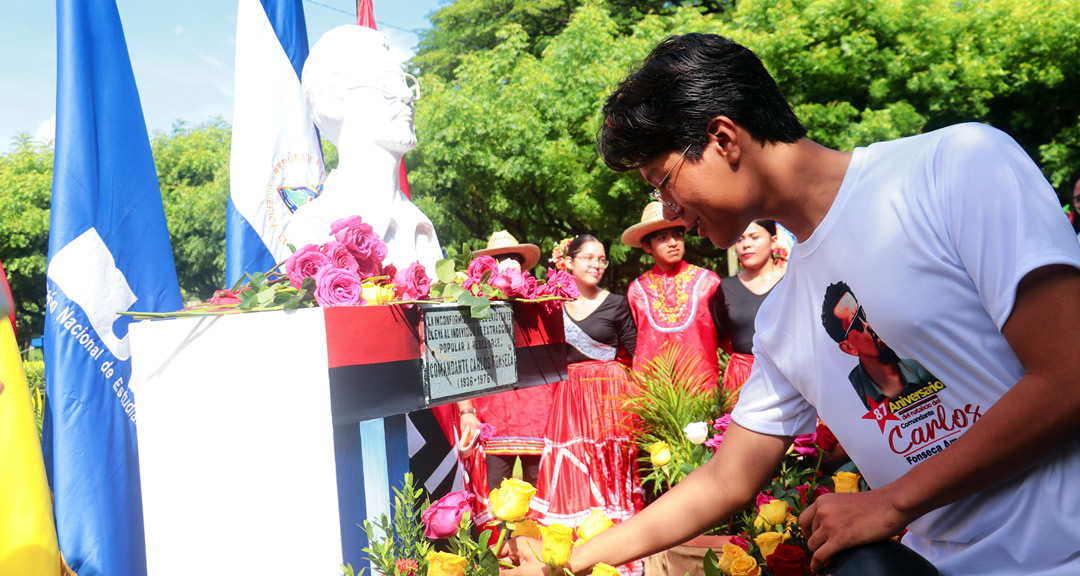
[286,25,442,276]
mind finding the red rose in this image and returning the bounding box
[766,544,809,576]
[815,421,838,452]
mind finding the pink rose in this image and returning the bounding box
[287,244,331,289]
[705,414,733,453]
[729,535,749,550]
[478,423,496,441]
[791,433,818,458]
[331,216,388,264]
[520,272,538,299]
[394,261,432,301]
[421,490,474,539]
[313,267,365,307]
[755,492,776,510]
[537,268,581,300]
[320,241,359,274]
[356,257,379,280]
[465,255,499,290]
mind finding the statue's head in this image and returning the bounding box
[302,26,419,153]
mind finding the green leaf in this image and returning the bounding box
[477,548,500,576]
[703,549,722,576]
[444,283,465,299]
[256,286,277,307]
[282,289,307,309]
[470,298,492,319]
[436,258,457,283]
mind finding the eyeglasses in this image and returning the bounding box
[573,255,608,268]
[349,71,421,101]
[650,144,692,213]
[842,304,867,341]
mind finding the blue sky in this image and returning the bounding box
[0,0,443,152]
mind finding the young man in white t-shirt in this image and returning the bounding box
[502,34,1080,576]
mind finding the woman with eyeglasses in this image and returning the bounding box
[710,220,787,395]
[534,234,643,574]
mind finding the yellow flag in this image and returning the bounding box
[0,319,60,574]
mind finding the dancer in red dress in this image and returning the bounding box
[455,231,553,525]
[622,202,722,385]
[533,234,643,574]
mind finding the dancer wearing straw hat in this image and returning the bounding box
[622,202,722,384]
[471,230,541,270]
[455,230,552,525]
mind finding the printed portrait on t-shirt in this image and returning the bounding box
[820,281,944,412]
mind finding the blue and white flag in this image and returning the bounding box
[44,1,182,575]
[226,0,325,287]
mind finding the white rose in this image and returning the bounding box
[683,421,709,445]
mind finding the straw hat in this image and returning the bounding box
[621,202,689,248]
[473,230,541,269]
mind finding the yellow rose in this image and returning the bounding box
[488,478,537,522]
[833,471,862,494]
[649,441,672,467]
[729,555,761,576]
[540,524,574,567]
[716,543,747,574]
[510,519,542,540]
[757,499,789,527]
[754,531,785,560]
[426,551,467,576]
[576,509,614,542]
[361,282,397,305]
[590,563,621,576]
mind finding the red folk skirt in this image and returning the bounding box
[533,360,645,576]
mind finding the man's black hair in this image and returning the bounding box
[599,33,806,172]
[822,281,855,343]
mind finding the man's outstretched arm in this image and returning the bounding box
[801,264,1080,571]
[502,423,791,576]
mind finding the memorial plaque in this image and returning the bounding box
[421,303,517,402]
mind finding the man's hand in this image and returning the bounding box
[499,536,547,576]
[799,488,910,573]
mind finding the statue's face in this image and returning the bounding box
[343,63,420,154]
[303,26,419,154]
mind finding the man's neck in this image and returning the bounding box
[759,138,853,244]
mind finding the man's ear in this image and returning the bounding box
[641,240,654,256]
[838,341,858,357]
[706,115,741,164]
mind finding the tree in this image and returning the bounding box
[151,119,232,302]
[412,0,736,79]
[408,0,1080,290]
[0,135,52,345]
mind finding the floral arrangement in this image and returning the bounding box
[345,473,621,576]
[621,343,737,497]
[549,237,573,272]
[124,216,578,321]
[702,459,865,576]
[622,342,866,576]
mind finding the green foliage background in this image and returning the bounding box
[2,0,1079,347]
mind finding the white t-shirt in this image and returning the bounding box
[732,123,1080,575]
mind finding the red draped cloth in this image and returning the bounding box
[627,261,722,385]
